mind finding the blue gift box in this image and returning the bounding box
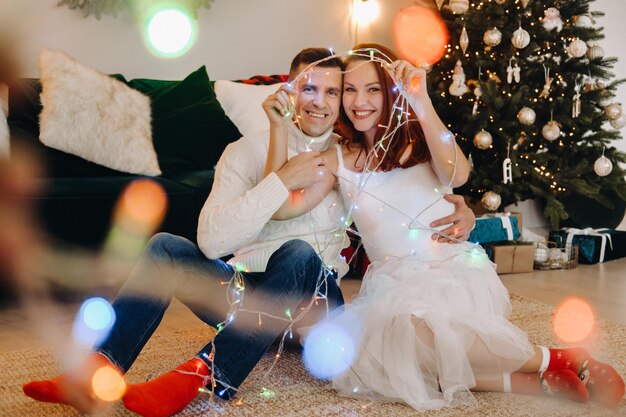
[548,228,626,264]
[468,213,521,245]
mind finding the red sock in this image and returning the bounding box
[123,357,210,417]
[22,353,119,413]
[511,370,589,402]
[548,348,625,409]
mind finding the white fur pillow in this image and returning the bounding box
[214,80,285,137]
[39,49,161,176]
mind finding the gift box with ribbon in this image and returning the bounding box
[468,212,521,245]
[548,228,626,264]
[484,241,535,274]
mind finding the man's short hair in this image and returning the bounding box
[289,48,344,80]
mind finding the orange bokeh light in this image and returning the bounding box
[116,179,168,233]
[91,365,126,402]
[393,5,448,67]
[552,297,595,344]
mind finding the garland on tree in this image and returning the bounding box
[427,0,626,228]
[57,0,214,19]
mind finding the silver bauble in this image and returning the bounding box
[594,156,613,176]
[598,93,614,108]
[534,246,549,263]
[541,121,561,141]
[567,39,588,58]
[586,43,604,61]
[610,114,626,129]
[449,0,469,14]
[574,14,594,28]
[460,26,469,54]
[604,103,622,120]
[473,129,493,150]
[512,26,530,49]
[483,27,502,47]
[517,107,536,125]
[481,191,502,211]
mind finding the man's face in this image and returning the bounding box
[291,64,342,137]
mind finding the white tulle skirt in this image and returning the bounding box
[330,252,535,411]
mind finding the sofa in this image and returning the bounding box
[3,49,288,249]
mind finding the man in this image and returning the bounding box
[23,48,475,417]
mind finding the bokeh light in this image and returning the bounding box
[552,297,595,343]
[393,5,448,67]
[91,365,126,402]
[145,8,196,58]
[72,297,116,346]
[303,320,357,380]
[117,178,168,234]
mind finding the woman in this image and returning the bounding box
[264,43,624,411]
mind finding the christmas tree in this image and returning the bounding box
[427,0,626,228]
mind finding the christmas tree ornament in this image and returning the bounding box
[512,24,530,49]
[586,42,604,61]
[604,103,622,120]
[483,27,502,47]
[435,0,445,10]
[520,0,530,8]
[610,114,626,129]
[506,59,514,84]
[539,65,553,99]
[517,107,536,125]
[495,0,506,4]
[574,13,595,28]
[448,60,468,96]
[473,129,493,149]
[481,191,501,211]
[542,120,561,141]
[460,26,469,54]
[598,91,614,108]
[542,7,563,32]
[502,142,513,184]
[468,153,474,171]
[513,62,520,83]
[572,78,581,118]
[594,149,613,176]
[472,81,483,115]
[567,38,588,58]
[449,0,469,14]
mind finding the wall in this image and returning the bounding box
[2,0,626,228]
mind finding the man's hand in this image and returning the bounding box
[276,151,329,191]
[429,194,475,243]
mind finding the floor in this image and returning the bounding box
[1,257,625,352]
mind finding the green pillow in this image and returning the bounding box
[119,67,242,176]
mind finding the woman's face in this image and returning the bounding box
[342,60,384,142]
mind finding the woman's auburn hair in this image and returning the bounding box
[336,43,430,172]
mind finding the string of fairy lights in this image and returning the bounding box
[190,47,489,406]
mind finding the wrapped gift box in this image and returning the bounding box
[468,212,521,245]
[548,228,626,264]
[484,241,535,274]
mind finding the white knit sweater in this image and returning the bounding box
[197,128,349,280]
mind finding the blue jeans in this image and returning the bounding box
[96,233,344,399]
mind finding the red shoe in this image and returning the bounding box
[541,369,590,403]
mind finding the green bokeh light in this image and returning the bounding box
[144,7,196,58]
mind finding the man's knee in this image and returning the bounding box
[146,232,194,259]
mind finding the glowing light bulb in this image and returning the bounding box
[146,8,196,57]
[353,0,380,25]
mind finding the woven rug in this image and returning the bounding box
[1,294,624,416]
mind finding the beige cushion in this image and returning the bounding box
[39,49,161,176]
[214,80,285,137]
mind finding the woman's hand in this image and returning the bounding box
[262,84,296,128]
[388,60,430,118]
